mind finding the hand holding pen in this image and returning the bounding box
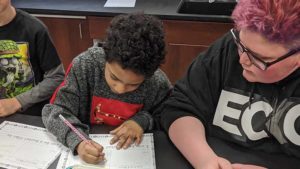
[59,114,105,164]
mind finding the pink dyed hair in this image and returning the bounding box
[232,0,300,47]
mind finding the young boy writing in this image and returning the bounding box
[42,13,171,164]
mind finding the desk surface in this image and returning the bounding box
[1,114,300,169]
[0,114,192,169]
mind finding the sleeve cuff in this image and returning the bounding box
[130,115,150,131]
[15,94,31,111]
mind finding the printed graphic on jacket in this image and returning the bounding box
[0,40,34,99]
[90,96,144,126]
[213,90,300,147]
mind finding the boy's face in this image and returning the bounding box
[0,0,11,14]
[237,28,300,83]
[104,62,145,94]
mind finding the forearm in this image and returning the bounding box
[16,64,64,110]
[41,62,90,153]
[169,116,216,169]
[42,104,89,154]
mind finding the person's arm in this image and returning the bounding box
[161,34,237,169]
[16,64,65,110]
[42,57,90,154]
[0,64,64,117]
[169,116,232,169]
[42,53,106,164]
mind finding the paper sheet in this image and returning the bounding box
[104,0,136,7]
[0,121,62,169]
[56,133,156,169]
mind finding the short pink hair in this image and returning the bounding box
[232,0,300,47]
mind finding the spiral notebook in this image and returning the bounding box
[56,133,156,169]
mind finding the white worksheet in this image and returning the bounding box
[104,0,136,7]
[0,121,62,169]
[56,133,156,169]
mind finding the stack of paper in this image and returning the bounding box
[0,121,62,169]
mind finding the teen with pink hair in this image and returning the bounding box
[161,0,300,168]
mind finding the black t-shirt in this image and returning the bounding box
[0,9,61,99]
[161,32,300,167]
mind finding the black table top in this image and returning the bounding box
[1,114,300,169]
[0,114,192,169]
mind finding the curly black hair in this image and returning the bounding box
[103,13,166,78]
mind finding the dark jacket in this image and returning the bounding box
[161,32,300,159]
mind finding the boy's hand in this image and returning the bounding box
[77,140,105,164]
[0,98,21,117]
[110,120,143,149]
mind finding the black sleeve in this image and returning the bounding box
[160,36,229,133]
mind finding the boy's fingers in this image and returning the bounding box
[86,143,104,157]
[122,137,133,149]
[110,135,120,144]
[85,141,104,157]
[110,128,127,144]
[135,135,142,145]
[90,141,104,153]
[116,135,128,149]
[109,129,117,134]
[82,152,105,164]
[110,125,122,134]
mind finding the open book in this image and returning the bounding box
[56,133,156,169]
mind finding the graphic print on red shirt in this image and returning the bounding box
[90,96,144,126]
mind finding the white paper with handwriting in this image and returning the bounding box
[56,133,156,169]
[0,121,62,169]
